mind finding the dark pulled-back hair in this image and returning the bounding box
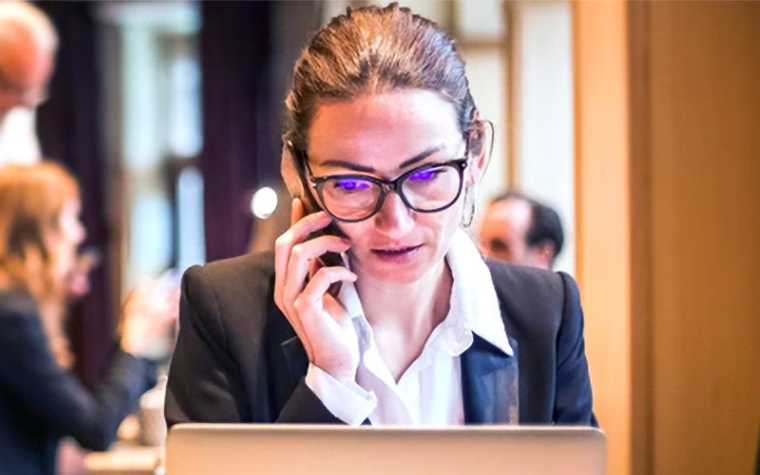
[284,3,479,155]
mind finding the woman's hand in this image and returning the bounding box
[274,199,359,386]
[120,278,180,359]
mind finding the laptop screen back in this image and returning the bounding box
[166,424,606,475]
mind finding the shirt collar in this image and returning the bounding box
[338,228,512,357]
[446,229,513,356]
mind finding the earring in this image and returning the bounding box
[461,184,476,228]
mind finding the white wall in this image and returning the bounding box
[511,0,575,274]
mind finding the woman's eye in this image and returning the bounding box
[334,179,371,192]
[408,169,441,182]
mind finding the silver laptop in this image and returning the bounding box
[166,424,606,475]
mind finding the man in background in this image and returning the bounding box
[479,190,564,270]
[0,0,57,166]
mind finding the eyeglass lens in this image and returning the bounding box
[319,163,463,221]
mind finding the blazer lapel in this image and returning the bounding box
[281,335,309,381]
[461,334,519,425]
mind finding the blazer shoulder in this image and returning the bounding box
[185,251,274,299]
[0,290,40,326]
[181,252,278,345]
[192,251,275,291]
[485,259,568,334]
[0,290,53,370]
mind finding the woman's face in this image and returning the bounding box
[306,90,485,285]
[51,198,86,279]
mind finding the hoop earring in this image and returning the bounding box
[461,184,476,228]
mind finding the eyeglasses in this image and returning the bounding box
[305,151,470,223]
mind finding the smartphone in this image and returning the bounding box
[287,143,347,297]
[299,196,348,297]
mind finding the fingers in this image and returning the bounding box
[274,199,334,310]
[274,198,353,364]
[122,280,155,316]
[282,205,333,244]
[295,266,357,316]
[282,236,350,316]
[291,266,356,363]
[274,200,331,307]
[158,290,180,327]
[123,280,178,325]
[291,197,304,226]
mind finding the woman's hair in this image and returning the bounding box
[283,3,480,157]
[0,162,80,367]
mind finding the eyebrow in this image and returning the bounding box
[316,146,444,174]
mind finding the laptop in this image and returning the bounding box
[166,424,606,475]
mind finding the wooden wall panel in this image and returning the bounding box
[576,1,760,473]
[573,1,631,474]
[647,2,760,473]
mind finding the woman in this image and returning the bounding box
[166,3,595,427]
[0,162,177,475]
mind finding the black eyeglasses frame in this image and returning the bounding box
[286,128,478,222]
[307,157,470,223]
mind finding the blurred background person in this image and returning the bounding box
[0,162,178,475]
[478,190,564,270]
[0,0,57,167]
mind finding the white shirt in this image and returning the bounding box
[305,229,512,426]
[0,108,41,167]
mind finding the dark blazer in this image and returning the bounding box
[166,252,597,427]
[0,290,157,475]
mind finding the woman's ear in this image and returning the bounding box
[281,144,305,199]
[467,119,494,186]
[282,142,324,216]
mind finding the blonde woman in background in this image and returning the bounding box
[0,162,177,475]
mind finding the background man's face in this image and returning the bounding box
[479,198,552,269]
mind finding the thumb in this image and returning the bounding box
[291,198,305,226]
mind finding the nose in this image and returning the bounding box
[76,220,87,245]
[373,192,415,239]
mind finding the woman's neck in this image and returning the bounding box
[355,259,453,340]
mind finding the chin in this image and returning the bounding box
[351,247,444,285]
[370,266,430,285]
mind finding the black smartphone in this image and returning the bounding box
[289,141,348,296]
[299,197,347,298]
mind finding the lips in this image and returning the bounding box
[372,244,421,254]
[370,244,423,263]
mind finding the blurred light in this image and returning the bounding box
[251,187,278,220]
